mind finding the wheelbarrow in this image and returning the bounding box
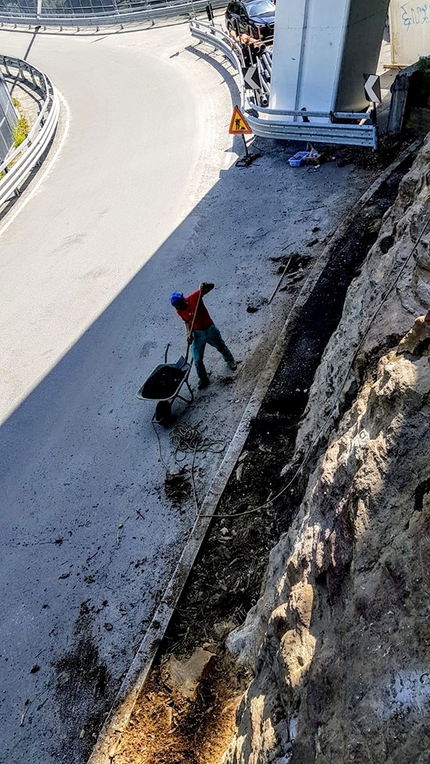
[137,290,203,425]
[137,344,194,426]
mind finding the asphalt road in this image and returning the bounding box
[0,22,224,763]
[0,20,374,764]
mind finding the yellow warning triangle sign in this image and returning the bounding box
[229,106,252,135]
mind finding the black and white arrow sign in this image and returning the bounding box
[364,74,381,104]
[244,65,261,92]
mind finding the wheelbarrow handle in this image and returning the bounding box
[184,289,202,364]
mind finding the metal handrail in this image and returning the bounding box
[250,103,373,121]
[190,18,245,105]
[0,0,226,27]
[0,57,60,208]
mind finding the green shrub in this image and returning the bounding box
[12,116,29,148]
[417,56,430,73]
[0,99,29,180]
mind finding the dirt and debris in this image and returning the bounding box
[114,657,245,764]
[270,253,311,290]
[52,610,114,761]
[271,253,310,271]
[165,468,192,506]
[108,148,419,764]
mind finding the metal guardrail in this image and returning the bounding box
[0,57,59,208]
[245,113,377,148]
[189,18,245,87]
[0,0,226,28]
[190,19,379,148]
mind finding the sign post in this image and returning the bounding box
[228,105,259,167]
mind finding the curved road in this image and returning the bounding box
[0,22,229,764]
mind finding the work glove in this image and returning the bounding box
[199,282,214,295]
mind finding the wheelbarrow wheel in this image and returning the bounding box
[154,400,172,426]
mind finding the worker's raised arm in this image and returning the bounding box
[199,282,214,296]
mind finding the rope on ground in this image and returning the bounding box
[152,419,169,470]
[169,422,225,516]
[169,422,225,461]
[190,443,199,518]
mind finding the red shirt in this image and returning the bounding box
[176,290,213,331]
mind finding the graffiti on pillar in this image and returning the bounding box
[400,3,430,28]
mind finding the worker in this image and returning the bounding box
[170,283,236,389]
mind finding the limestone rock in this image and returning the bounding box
[223,135,430,763]
[161,647,215,700]
[296,132,430,459]
[397,311,430,354]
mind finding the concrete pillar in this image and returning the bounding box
[270,0,389,119]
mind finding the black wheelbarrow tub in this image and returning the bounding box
[137,357,191,402]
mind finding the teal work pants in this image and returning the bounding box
[192,324,234,382]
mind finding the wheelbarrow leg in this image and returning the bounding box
[153,400,172,426]
[176,379,194,403]
[186,379,194,401]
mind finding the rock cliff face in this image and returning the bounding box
[224,134,430,764]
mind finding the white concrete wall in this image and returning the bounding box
[336,0,389,111]
[390,0,430,66]
[270,0,389,119]
[270,0,350,120]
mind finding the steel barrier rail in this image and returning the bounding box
[245,114,377,148]
[190,18,245,91]
[246,102,378,148]
[0,0,226,28]
[189,21,379,148]
[0,57,60,208]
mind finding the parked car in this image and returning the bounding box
[225,0,275,40]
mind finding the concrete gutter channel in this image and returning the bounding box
[87,140,420,763]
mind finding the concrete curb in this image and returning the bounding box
[87,138,422,764]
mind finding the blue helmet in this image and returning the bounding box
[170,292,184,307]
